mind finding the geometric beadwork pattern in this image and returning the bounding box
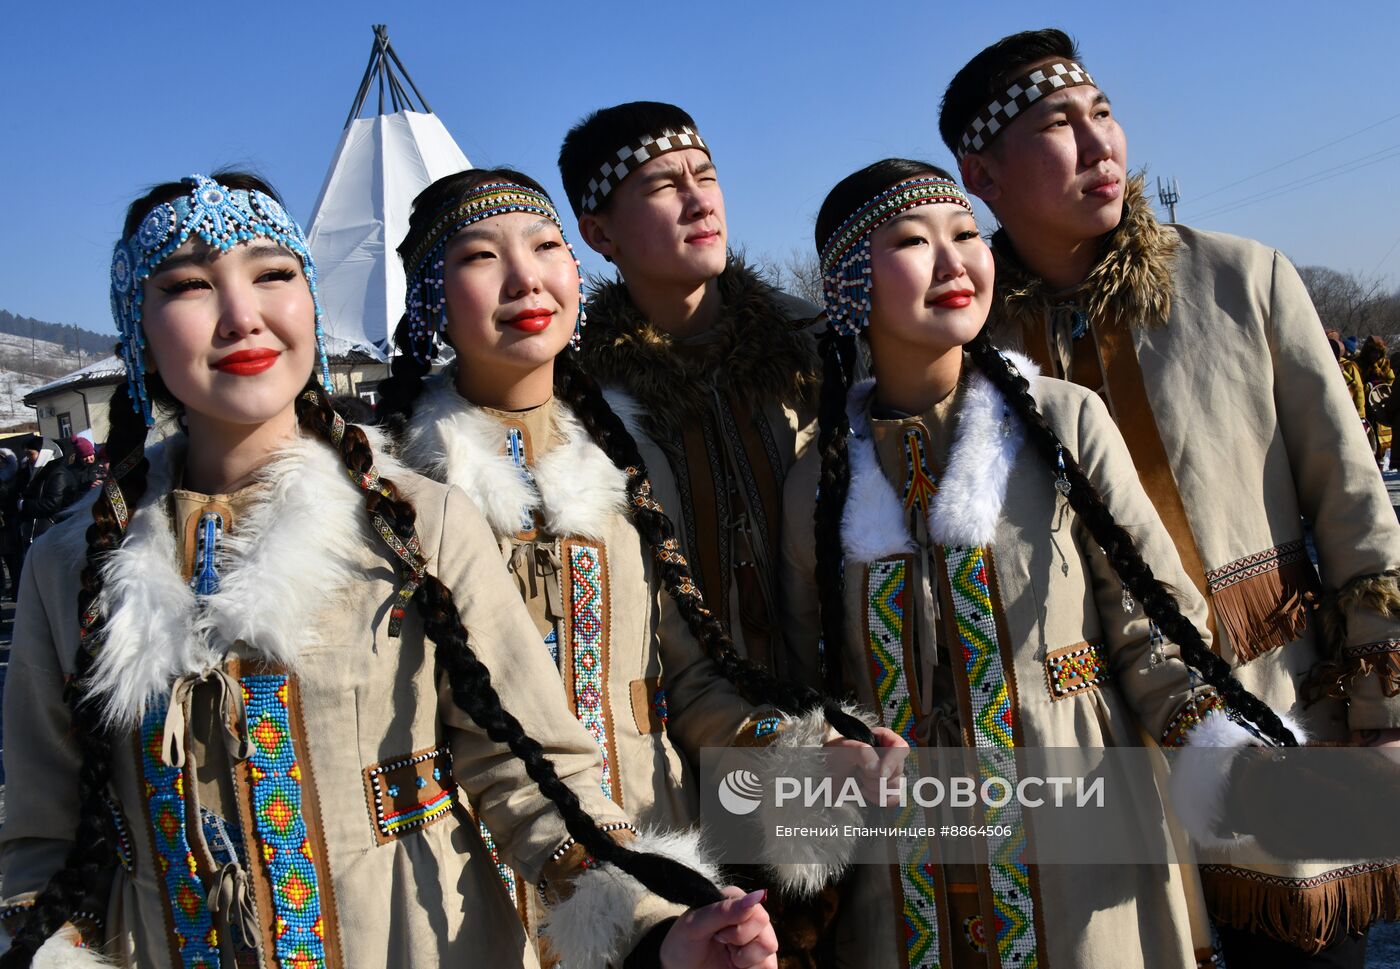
[867,559,918,745]
[363,746,457,843]
[568,544,614,801]
[900,860,941,969]
[943,546,1039,968]
[242,675,328,969]
[139,701,221,969]
[1043,641,1109,701]
[902,428,939,514]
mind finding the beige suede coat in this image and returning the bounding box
[0,430,697,968]
[783,361,1237,969]
[990,181,1400,948]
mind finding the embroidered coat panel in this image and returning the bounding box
[0,434,680,967]
[782,372,1211,968]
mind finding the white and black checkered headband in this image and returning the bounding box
[580,126,710,213]
[957,60,1097,159]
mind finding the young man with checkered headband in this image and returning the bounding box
[942,28,1400,969]
[558,102,822,681]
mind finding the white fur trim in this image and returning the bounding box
[927,353,1035,547]
[32,927,115,968]
[842,380,917,563]
[402,375,627,541]
[1167,709,1307,851]
[86,429,396,729]
[756,702,879,897]
[539,826,720,969]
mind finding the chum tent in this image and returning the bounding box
[306,25,471,358]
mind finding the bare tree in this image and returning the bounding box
[1296,265,1400,338]
[762,248,824,306]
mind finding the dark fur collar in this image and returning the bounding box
[578,258,820,432]
[990,175,1179,333]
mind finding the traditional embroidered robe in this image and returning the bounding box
[581,260,821,676]
[0,430,697,968]
[989,178,1400,948]
[399,379,812,960]
[783,359,1231,969]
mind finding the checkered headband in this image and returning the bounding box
[957,60,1097,159]
[579,126,710,213]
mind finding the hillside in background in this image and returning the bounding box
[0,311,107,432]
[0,310,112,357]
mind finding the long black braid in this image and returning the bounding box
[813,331,857,698]
[294,386,726,907]
[0,384,151,965]
[961,331,1297,746]
[550,353,874,744]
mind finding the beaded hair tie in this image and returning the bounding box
[957,60,1097,159]
[818,177,974,337]
[401,182,585,364]
[110,174,333,427]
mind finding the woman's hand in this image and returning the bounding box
[824,726,910,802]
[660,887,777,969]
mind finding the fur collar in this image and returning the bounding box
[841,352,1037,559]
[399,374,628,541]
[578,258,820,433]
[991,175,1180,333]
[75,427,401,729]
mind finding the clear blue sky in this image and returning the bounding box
[4,0,1399,335]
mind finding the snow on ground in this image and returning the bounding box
[0,332,96,431]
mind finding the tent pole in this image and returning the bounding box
[383,41,433,114]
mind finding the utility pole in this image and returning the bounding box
[1157,176,1181,223]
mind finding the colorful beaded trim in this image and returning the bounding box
[944,546,1039,967]
[111,174,332,426]
[477,819,518,907]
[580,126,709,213]
[104,791,136,873]
[568,543,615,801]
[139,701,221,968]
[190,511,224,598]
[958,60,1097,158]
[1161,688,1226,747]
[818,177,973,337]
[1043,640,1109,701]
[902,427,939,514]
[364,746,457,842]
[402,182,584,363]
[653,687,670,725]
[241,675,328,968]
[866,558,918,745]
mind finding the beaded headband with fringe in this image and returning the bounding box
[818,176,974,337]
[579,126,709,214]
[957,60,1097,159]
[401,182,585,364]
[110,174,333,427]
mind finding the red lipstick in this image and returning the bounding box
[506,308,554,333]
[212,348,280,376]
[932,290,975,309]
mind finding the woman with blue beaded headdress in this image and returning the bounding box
[377,166,907,965]
[779,159,1304,969]
[0,171,787,969]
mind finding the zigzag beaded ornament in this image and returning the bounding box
[818,177,974,337]
[402,182,586,363]
[110,174,333,427]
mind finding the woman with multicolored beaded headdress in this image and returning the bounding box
[778,159,1306,969]
[0,171,789,969]
[376,166,907,964]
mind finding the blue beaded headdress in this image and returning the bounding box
[818,176,975,337]
[110,174,333,426]
[401,182,585,364]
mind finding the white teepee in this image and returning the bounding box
[306,25,470,358]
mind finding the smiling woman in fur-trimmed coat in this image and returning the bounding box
[0,172,786,969]
[780,160,1304,969]
[377,168,904,966]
